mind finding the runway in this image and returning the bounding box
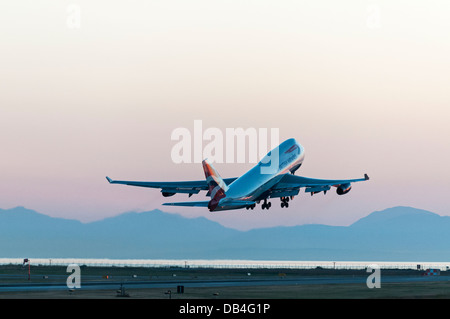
[1,274,448,293]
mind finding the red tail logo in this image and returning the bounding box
[202,159,228,211]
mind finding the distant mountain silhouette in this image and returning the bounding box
[0,206,449,261]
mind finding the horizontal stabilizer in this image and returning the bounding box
[162,201,210,207]
[163,200,256,209]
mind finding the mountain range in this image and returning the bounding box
[0,206,449,261]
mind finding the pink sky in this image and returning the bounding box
[1,1,449,230]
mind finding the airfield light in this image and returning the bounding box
[23,258,30,280]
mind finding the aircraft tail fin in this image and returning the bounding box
[202,158,229,193]
[202,158,227,211]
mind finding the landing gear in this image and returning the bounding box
[245,204,256,210]
[280,196,290,208]
[261,199,271,210]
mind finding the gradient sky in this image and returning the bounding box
[1,1,449,230]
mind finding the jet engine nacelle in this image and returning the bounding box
[336,183,352,195]
[162,191,176,197]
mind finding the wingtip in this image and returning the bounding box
[364,174,370,181]
[106,176,113,183]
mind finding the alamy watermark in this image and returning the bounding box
[66,4,81,29]
[366,264,381,289]
[366,3,382,30]
[171,120,280,174]
[66,264,81,289]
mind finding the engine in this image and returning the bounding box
[336,183,352,195]
[162,192,176,197]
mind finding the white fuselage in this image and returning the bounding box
[214,138,305,210]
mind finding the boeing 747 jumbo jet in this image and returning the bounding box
[106,138,369,211]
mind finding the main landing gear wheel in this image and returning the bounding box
[280,196,290,208]
[261,200,271,210]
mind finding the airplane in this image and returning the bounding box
[106,138,369,212]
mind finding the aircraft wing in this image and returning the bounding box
[269,173,369,197]
[106,176,237,197]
